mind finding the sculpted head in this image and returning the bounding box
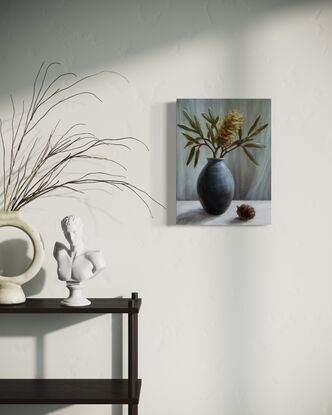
[61,215,84,252]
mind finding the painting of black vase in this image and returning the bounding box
[176,99,271,225]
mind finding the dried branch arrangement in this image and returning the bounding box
[177,108,269,167]
[0,62,160,214]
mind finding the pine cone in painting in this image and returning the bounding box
[237,204,255,220]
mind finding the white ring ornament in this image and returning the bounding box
[0,210,44,304]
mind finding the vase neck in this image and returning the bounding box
[0,210,21,218]
[207,158,224,163]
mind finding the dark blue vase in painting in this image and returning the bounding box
[197,158,235,215]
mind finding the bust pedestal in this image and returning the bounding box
[61,281,91,307]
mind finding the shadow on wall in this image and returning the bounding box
[0,239,46,295]
[0,241,123,415]
[0,0,327,96]
[0,314,91,415]
[166,102,177,226]
[0,313,123,415]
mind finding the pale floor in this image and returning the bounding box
[176,200,271,226]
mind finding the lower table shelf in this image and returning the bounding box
[0,379,142,405]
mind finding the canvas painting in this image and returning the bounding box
[176,99,271,225]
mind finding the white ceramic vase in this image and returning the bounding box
[0,210,44,304]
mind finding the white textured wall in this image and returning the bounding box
[0,0,332,414]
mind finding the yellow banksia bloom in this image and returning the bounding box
[216,109,245,148]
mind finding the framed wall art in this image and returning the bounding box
[176,99,271,225]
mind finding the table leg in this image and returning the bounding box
[129,404,138,415]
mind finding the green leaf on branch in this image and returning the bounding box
[248,115,261,136]
[206,108,219,126]
[184,141,193,149]
[181,133,200,144]
[177,123,198,133]
[242,146,259,166]
[206,122,212,137]
[183,110,197,130]
[202,112,213,124]
[208,107,214,120]
[248,123,269,138]
[211,133,216,147]
[244,142,266,149]
[194,116,204,138]
[205,122,216,146]
[186,146,196,166]
[194,148,200,167]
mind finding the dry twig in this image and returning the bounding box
[0,62,161,215]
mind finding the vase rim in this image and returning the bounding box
[207,157,224,162]
[0,209,22,216]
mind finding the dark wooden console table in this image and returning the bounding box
[0,293,141,415]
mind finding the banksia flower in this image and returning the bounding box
[177,106,268,167]
[237,204,255,220]
[216,109,245,148]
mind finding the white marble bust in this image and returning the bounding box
[53,215,105,306]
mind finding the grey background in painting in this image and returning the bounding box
[176,99,271,201]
